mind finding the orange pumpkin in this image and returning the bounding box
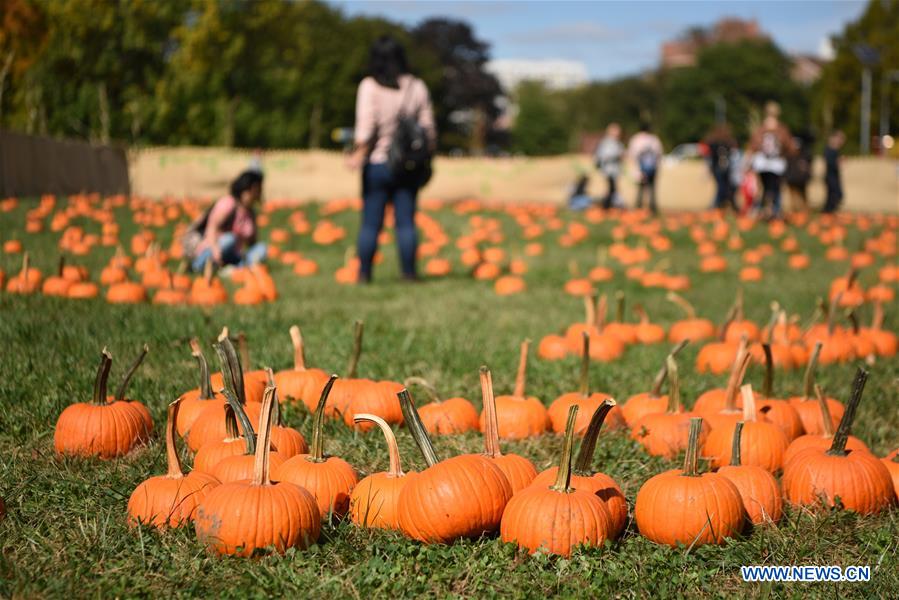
[717,421,783,524]
[273,325,329,411]
[784,384,869,466]
[175,339,226,437]
[703,385,788,472]
[667,292,715,343]
[404,377,478,435]
[478,340,548,439]
[479,367,537,493]
[787,343,844,435]
[621,340,688,427]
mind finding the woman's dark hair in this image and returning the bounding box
[368,35,409,89]
[230,170,263,199]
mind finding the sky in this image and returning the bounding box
[330,0,867,80]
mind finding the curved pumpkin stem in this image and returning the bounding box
[215,330,247,405]
[614,290,626,323]
[551,405,579,493]
[741,384,757,423]
[814,384,834,437]
[189,338,214,400]
[871,302,884,331]
[583,295,596,328]
[733,287,745,322]
[93,348,113,405]
[480,366,502,458]
[347,320,364,379]
[717,307,736,341]
[252,384,277,486]
[761,343,774,398]
[724,345,752,412]
[309,374,338,462]
[802,342,823,400]
[398,388,440,467]
[650,340,689,397]
[223,403,239,441]
[222,387,256,456]
[573,399,617,475]
[632,303,650,326]
[578,332,591,396]
[115,344,148,401]
[826,293,842,336]
[665,355,680,414]
[828,368,868,456]
[513,339,530,398]
[354,413,404,477]
[682,417,704,477]
[666,291,696,319]
[265,368,283,426]
[729,421,745,467]
[289,325,308,371]
[165,400,185,478]
[403,377,441,403]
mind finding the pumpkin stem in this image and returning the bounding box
[871,302,884,331]
[289,325,307,371]
[165,400,185,478]
[632,303,650,326]
[614,290,625,323]
[265,368,282,426]
[215,330,247,405]
[354,413,404,477]
[403,377,441,403]
[802,342,823,400]
[189,339,214,401]
[310,374,338,461]
[513,339,530,398]
[845,309,860,335]
[595,294,608,331]
[251,384,276,486]
[573,399,617,475]
[21,251,30,278]
[578,332,590,396]
[718,307,737,341]
[814,384,834,437]
[222,386,256,455]
[733,287,745,322]
[741,384,757,423]
[666,291,696,319]
[827,368,868,456]
[347,320,363,379]
[665,355,680,414]
[583,295,596,328]
[57,254,65,277]
[93,348,113,405]
[761,343,774,398]
[682,417,704,477]
[115,343,148,401]
[724,345,752,412]
[826,293,842,336]
[397,388,440,467]
[551,405,579,493]
[650,340,689,397]
[729,421,745,467]
[203,258,214,285]
[237,332,251,371]
[480,366,502,458]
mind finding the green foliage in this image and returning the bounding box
[511,81,570,155]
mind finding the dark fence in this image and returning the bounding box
[0,130,130,197]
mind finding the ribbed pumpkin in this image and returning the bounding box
[500,406,613,557]
[783,369,894,515]
[188,261,227,305]
[530,399,627,537]
[265,377,308,458]
[667,292,715,343]
[788,343,845,435]
[693,338,751,421]
[632,303,666,344]
[193,403,245,473]
[635,417,745,547]
[478,339,548,439]
[784,384,869,466]
[479,367,537,493]
[717,422,783,524]
[404,377,479,435]
[349,414,414,529]
[54,349,152,458]
[621,340,688,427]
[195,383,321,556]
[395,389,513,544]
[175,339,225,437]
[127,400,219,528]
[752,344,804,441]
[631,355,707,458]
[273,376,358,518]
[860,302,897,357]
[548,332,623,434]
[273,325,329,412]
[703,385,788,472]
[602,291,638,345]
[6,252,42,293]
[882,449,899,500]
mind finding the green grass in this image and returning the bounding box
[1,198,897,598]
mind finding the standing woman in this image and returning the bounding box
[347,35,436,283]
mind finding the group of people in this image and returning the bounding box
[574,101,846,220]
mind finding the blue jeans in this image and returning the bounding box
[358,162,419,279]
[191,233,267,272]
[757,172,782,218]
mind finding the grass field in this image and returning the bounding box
[1,198,897,598]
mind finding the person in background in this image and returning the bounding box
[346,35,435,283]
[190,170,266,272]
[627,122,663,214]
[594,123,624,209]
[747,101,796,220]
[567,174,593,211]
[823,130,846,214]
[785,133,813,213]
[703,123,738,211]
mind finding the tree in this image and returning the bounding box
[511,81,569,155]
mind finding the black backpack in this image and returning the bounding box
[387,80,432,187]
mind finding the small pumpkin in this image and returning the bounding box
[882,449,899,500]
[404,376,479,435]
[349,413,414,529]
[752,343,804,441]
[175,339,225,437]
[784,384,869,466]
[635,417,745,547]
[666,292,716,343]
[787,342,845,435]
[632,303,666,344]
[717,421,783,524]
[479,367,537,493]
[273,325,329,411]
[500,406,613,557]
[782,369,894,515]
[478,339,549,439]
[126,400,219,528]
[194,382,321,556]
[621,340,688,427]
